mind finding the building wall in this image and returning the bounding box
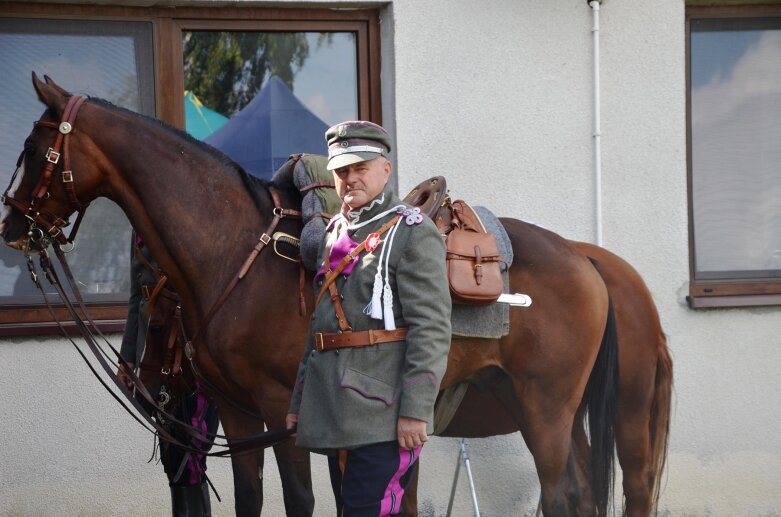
[2,0,781,515]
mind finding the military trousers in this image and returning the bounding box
[328,440,422,517]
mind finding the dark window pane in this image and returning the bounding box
[0,19,154,300]
[184,31,357,178]
[690,18,781,280]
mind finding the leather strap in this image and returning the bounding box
[314,328,408,352]
[299,181,335,193]
[190,186,301,345]
[328,281,352,332]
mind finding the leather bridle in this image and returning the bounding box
[2,95,89,248]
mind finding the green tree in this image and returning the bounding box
[183,31,310,116]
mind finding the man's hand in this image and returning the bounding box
[117,362,134,390]
[397,416,428,450]
[286,413,299,432]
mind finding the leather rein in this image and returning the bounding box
[6,95,302,455]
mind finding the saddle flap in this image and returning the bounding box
[446,228,500,259]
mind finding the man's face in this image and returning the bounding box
[333,156,392,210]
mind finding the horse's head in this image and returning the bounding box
[1,73,104,252]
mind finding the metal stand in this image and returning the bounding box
[446,438,480,517]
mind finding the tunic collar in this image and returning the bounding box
[346,185,397,226]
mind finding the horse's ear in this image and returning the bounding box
[32,72,68,116]
[43,75,70,96]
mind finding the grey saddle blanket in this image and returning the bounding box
[279,156,513,339]
[451,206,512,339]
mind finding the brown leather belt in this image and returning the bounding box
[314,328,408,352]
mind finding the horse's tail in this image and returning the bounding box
[582,294,619,516]
[649,334,673,513]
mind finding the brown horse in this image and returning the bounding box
[138,236,672,517]
[426,239,672,516]
[3,75,619,516]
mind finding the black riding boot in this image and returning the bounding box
[170,483,211,517]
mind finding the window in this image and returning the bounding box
[0,4,381,333]
[687,6,781,308]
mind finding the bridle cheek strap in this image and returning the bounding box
[7,95,88,246]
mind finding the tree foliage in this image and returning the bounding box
[183,31,310,116]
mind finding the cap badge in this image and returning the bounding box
[338,126,347,137]
[341,141,349,148]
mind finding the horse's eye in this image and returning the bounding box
[16,140,37,167]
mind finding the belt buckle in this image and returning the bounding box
[314,332,325,351]
[141,284,151,301]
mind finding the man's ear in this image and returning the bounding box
[32,72,69,118]
[383,157,393,180]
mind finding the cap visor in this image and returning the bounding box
[327,151,382,171]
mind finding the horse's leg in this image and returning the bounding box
[218,404,266,517]
[615,340,673,517]
[569,411,597,516]
[494,376,584,516]
[271,439,314,516]
[260,381,315,517]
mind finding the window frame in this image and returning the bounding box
[0,2,382,334]
[686,4,781,309]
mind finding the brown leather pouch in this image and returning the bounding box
[445,220,503,306]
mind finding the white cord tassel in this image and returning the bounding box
[368,272,383,319]
[381,220,402,330]
[383,282,396,330]
[364,230,388,319]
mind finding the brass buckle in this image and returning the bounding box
[314,332,325,351]
[141,284,151,301]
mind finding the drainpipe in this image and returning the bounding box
[588,0,603,246]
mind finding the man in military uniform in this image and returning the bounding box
[286,121,452,516]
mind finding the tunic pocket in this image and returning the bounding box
[340,367,397,406]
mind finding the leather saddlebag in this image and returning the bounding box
[445,202,503,305]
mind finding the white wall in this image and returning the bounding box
[3,0,781,516]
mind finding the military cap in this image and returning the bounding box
[325,120,392,170]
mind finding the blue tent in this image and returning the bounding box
[184,91,228,140]
[206,76,329,179]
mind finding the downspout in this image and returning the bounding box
[588,0,603,246]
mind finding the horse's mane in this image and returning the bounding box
[87,97,298,211]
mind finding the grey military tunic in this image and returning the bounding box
[289,185,452,451]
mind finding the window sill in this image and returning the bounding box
[687,293,781,309]
[0,303,127,337]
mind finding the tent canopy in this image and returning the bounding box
[184,91,229,140]
[206,76,329,179]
